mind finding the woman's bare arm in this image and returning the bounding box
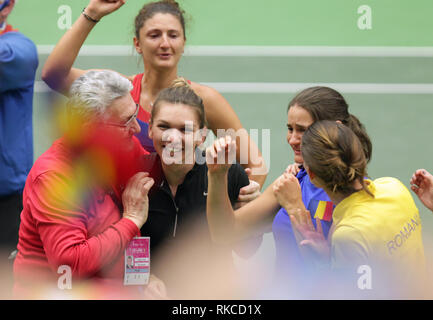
[42,0,126,95]
[193,83,268,187]
[206,136,279,244]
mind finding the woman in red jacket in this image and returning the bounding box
[13,70,165,299]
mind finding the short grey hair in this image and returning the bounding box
[68,70,133,122]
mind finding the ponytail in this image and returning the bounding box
[301,120,373,197]
[170,77,190,88]
[344,114,373,163]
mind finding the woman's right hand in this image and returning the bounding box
[273,172,305,212]
[122,172,154,229]
[206,136,236,176]
[86,0,126,21]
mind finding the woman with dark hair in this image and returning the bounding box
[289,121,426,298]
[272,86,372,280]
[41,0,266,196]
[205,86,373,294]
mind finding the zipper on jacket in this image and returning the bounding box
[169,188,179,237]
[162,180,179,238]
[173,208,178,237]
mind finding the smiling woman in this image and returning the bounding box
[149,78,206,168]
[137,79,259,294]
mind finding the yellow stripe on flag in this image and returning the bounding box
[314,201,327,220]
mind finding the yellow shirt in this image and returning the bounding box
[331,177,426,297]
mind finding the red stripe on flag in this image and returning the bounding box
[322,201,333,221]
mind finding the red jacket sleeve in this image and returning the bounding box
[28,169,139,278]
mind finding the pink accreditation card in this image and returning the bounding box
[124,237,150,285]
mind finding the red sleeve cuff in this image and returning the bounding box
[117,217,141,239]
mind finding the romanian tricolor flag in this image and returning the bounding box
[308,200,334,222]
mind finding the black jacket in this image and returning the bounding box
[140,152,249,258]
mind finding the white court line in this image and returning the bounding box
[35,81,433,94]
[201,82,433,94]
[37,45,137,56]
[37,45,433,57]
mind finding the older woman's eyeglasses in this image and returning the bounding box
[104,104,139,129]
